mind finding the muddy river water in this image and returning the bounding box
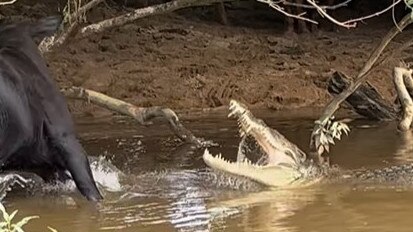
[3,109,413,232]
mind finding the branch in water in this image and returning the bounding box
[61,86,207,147]
[393,66,413,131]
[310,12,413,160]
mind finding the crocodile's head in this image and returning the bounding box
[203,100,323,188]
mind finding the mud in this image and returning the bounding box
[1,1,410,116]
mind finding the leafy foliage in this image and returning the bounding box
[0,202,57,232]
[313,116,350,155]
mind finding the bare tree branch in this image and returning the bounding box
[258,0,318,25]
[80,0,228,37]
[309,12,413,156]
[258,0,403,30]
[305,0,402,29]
[61,87,207,147]
[39,0,104,53]
[68,0,104,21]
[342,0,403,26]
[282,0,352,10]
[0,0,16,5]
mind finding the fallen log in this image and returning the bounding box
[327,71,398,121]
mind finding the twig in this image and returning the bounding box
[342,0,402,25]
[61,87,205,146]
[0,0,16,5]
[306,0,356,28]
[282,0,352,10]
[68,0,104,21]
[309,13,413,155]
[258,0,318,24]
[306,0,402,29]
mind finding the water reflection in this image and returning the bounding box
[394,130,413,162]
[207,188,320,232]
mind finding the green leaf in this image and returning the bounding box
[320,133,328,145]
[12,216,39,229]
[0,203,6,214]
[331,121,338,130]
[8,210,18,221]
[327,135,335,144]
[317,144,324,155]
[48,226,59,232]
[325,144,330,153]
[0,221,8,227]
[315,135,321,149]
[12,227,24,232]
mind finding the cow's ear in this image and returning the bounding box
[30,16,62,41]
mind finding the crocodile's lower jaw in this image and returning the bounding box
[203,149,307,188]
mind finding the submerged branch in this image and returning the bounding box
[62,87,206,147]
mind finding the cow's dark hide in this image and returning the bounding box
[0,16,102,202]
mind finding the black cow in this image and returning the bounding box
[0,16,102,202]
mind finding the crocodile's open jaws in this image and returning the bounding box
[203,100,323,188]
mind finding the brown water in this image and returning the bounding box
[4,110,413,232]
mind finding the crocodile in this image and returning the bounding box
[203,100,413,188]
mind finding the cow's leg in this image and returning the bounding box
[46,126,103,202]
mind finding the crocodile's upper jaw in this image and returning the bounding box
[203,100,315,188]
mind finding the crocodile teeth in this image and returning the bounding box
[239,130,245,137]
[228,100,247,119]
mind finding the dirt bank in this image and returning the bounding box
[1,1,410,117]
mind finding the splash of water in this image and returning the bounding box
[0,173,40,201]
[0,153,262,212]
[0,156,125,201]
[89,156,124,193]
